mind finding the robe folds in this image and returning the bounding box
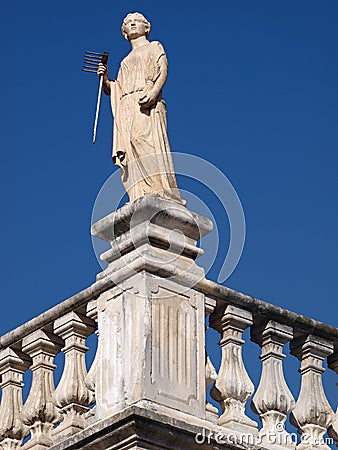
[109,41,184,204]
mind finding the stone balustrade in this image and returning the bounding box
[0,197,336,449]
[0,278,336,449]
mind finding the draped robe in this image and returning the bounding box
[109,40,184,204]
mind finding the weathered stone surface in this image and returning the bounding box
[210,305,257,433]
[251,321,295,449]
[21,330,63,449]
[0,348,31,448]
[92,195,212,241]
[93,272,206,421]
[290,334,334,450]
[91,195,213,289]
[48,403,237,450]
[89,196,214,423]
[1,269,337,353]
[52,312,96,440]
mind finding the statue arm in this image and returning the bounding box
[139,54,167,108]
[97,63,114,96]
[103,79,117,96]
[103,79,111,95]
[151,55,167,96]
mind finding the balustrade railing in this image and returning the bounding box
[0,276,337,449]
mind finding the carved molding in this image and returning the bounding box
[151,293,197,403]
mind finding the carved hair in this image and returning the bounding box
[121,12,151,40]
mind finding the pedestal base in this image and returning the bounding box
[90,196,214,421]
[49,403,233,450]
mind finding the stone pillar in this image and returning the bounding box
[90,195,213,421]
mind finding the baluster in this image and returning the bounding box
[85,300,99,425]
[85,299,98,396]
[290,334,334,450]
[251,320,295,448]
[210,304,257,432]
[52,311,95,439]
[205,299,218,420]
[329,411,338,447]
[21,329,63,449]
[205,353,218,419]
[327,349,338,446]
[0,348,31,449]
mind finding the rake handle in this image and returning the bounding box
[91,51,109,144]
[92,75,104,144]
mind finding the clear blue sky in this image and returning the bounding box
[2,0,337,427]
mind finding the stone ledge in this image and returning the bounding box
[1,274,337,350]
[48,402,240,450]
[91,195,213,242]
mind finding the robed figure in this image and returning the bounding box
[99,12,184,205]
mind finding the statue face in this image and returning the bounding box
[124,14,147,40]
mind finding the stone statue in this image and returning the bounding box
[98,12,184,205]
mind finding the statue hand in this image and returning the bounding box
[139,88,158,108]
[97,63,108,81]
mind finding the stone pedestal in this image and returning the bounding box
[90,195,213,422]
[49,404,233,450]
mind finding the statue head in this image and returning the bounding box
[122,12,151,41]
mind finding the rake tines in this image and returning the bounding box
[82,50,109,144]
[82,51,109,73]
